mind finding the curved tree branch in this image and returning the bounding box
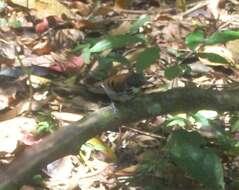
[1,87,239,190]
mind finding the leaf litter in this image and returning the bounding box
[1,0,239,189]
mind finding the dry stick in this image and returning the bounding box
[117,9,155,15]
[179,0,208,18]
[122,126,165,140]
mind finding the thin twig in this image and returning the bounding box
[117,9,155,15]
[179,0,208,18]
[122,126,166,140]
[15,47,33,113]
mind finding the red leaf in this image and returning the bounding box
[35,18,49,33]
[50,56,84,72]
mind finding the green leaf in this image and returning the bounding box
[92,57,113,80]
[206,30,239,45]
[73,43,91,52]
[32,174,44,185]
[164,64,191,80]
[9,20,22,28]
[36,121,55,136]
[135,47,160,72]
[104,53,130,65]
[165,116,187,128]
[90,34,145,53]
[0,18,7,26]
[196,110,218,119]
[81,46,91,64]
[231,118,239,132]
[167,130,225,190]
[130,15,150,33]
[192,112,211,127]
[167,48,184,58]
[197,52,231,64]
[185,29,205,50]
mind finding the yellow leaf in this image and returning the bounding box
[85,137,117,163]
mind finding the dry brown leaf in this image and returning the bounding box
[32,38,51,55]
[0,96,51,121]
[114,0,133,10]
[0,39,17,66]
[226,39,239,64]
[109,21,132,35]
[0,83,23,111]
[72,1,91,16]
[0,117,38,164]
[11,0,73,19]
[45,155,76,180]
[19,185,36,190]
[51,111,84,122]
[125,47,145,62]
[115,165,138,176]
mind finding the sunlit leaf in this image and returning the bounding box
[136,47,160,72]
[165,116,187,128]
[82,137,117,162]
[81,46,91,64]
[130,15,150,33]
[206,30,239,45]
[13,0,72,19]
[192,112,210,127]
[198,52,231,64]
[90,34,145,53]
[37,121,51,135]
[167,47,184,58]
[185,29,205,50]
[167,130,225,190]
[196,110,218,120]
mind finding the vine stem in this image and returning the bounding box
[15,46,33,114]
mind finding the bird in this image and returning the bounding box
[87,72,147,102]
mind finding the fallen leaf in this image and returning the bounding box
[51,111,84,122]
[20,185,36,190]
[50,56,84,72]
[12,0,73,19]
[198,45,234,66]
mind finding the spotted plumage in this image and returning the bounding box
[87,73,147,102]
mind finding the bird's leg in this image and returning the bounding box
[100,83,118,113]
[110,102,118,113]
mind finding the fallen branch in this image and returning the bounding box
[1,87,239,190]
